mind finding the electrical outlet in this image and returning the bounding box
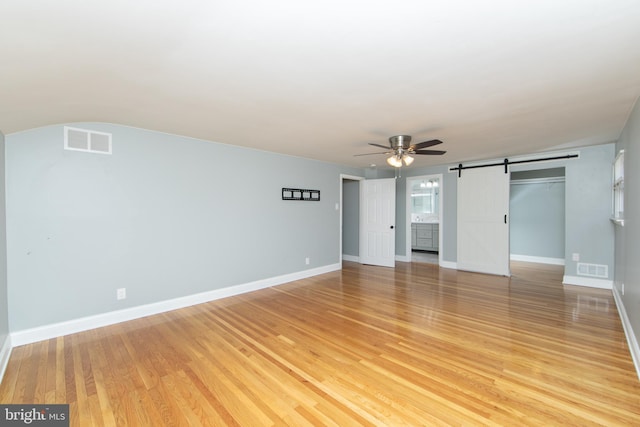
[305,257,310,265]
[572,253,580,262]
[622,283,625,295]
[117,288,126,300]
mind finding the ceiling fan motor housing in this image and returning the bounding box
[354,134,444,164]
[389,135,412,150]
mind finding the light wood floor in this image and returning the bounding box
[1,261,639,426]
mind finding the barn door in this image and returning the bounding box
[457,167,510,276]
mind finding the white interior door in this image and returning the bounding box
[360,178,396,267]
[457,167,510,276]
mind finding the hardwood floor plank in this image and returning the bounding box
[148,382,188,427]
[87,394,106,427]
[17,342,38,403]
[87,345,117,427]
[32,340,49,403]
[63,335,76,405]
[0,345,24,401]
[71,335,92,423]
[185,354,274,426]
[54,337,67,404]
[1,261,639,425]
[44,338,57,402]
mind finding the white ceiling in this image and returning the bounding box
[1,0,639,169]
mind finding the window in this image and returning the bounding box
[613,149,624,225]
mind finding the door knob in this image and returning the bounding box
[390,225,394,229]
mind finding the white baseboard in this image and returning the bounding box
[612,286,640,380]
[562,275,613,289]
[11,263,341,347]
[344,253,454,269]
[510,254,565,265]
[0,334,11,384]
[439,260,457,270]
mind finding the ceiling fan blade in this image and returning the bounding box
[411,139,443,150]
[354,151,391,157]
[413,150,447,155]
[368,143,392,150]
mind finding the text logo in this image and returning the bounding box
[0,405,69,426]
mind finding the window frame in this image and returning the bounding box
[612,149,624,226]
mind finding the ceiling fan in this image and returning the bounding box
[355,135,446,167]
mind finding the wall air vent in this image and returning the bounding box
[64,126,112,154]
[577,262,608,278]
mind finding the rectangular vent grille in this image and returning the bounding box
[577,262,608,278]
[64,126,112,154]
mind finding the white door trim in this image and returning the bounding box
[406,174,443,266]
[339,174,364,266]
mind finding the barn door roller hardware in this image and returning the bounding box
[451,154,579,178]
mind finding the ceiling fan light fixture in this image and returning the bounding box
[387,155,403,167]
[357,134,445,168]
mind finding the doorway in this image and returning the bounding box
[509,167,566,266]
[340,174,363,264]
[406,174,443,265]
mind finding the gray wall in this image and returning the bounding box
[2,121,620,334]
[615,96,640,348]
[6,123,360,331]
[510,170,565,259]
[562,144,615,278]
[342,180,359,257]
[395,144,615,279]
[0,131,9,349]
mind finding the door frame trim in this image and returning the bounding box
[339,174,364,266]
[405,173,444,266]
